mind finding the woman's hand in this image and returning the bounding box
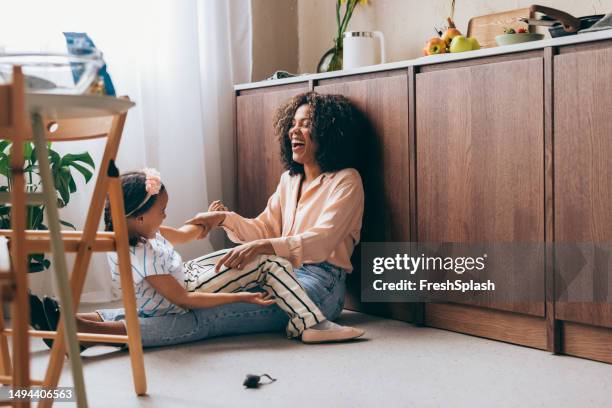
[159,224,207,245]
[208,200,229,212]
[234,291,275,306]
[186,212,226,239]
[178,224,210,241]
[215,240,275,271]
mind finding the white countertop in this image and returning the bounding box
[235,29,612,91]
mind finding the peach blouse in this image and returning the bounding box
[221,168,364,272]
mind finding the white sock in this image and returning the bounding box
[310,320,342,330]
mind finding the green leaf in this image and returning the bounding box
[30,145,37,165]
[60,167,77,197]
[54,167,71,206]
[28,262,45,273]
[28,253,51,272]
[30,253,45,262]
[68,174,77,193]
[0,140,10,154]
[61,152,95,170]
[0,154,8,177]
[59,219,76,230]
[23,142,33,162]
[28,206,44,229]
[68,161,93,183]
[48,149,60,167]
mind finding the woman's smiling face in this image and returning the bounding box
[288,104,318,166]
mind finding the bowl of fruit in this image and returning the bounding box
[422,17,480,57]
[495,27,544,46]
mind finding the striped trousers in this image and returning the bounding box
[183,248,326,338]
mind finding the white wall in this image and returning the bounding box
[297,0,612,73]
[251,0,298,80]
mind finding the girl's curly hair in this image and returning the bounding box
[104,171,165,246]
[274,92,360,176]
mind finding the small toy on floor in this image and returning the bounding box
[243,373,277,389]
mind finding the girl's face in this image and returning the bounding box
[127,189,168,240]
[288,104,318,166]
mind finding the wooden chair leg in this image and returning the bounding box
[108,170,147,395]
[9,144,31,405]
[0,301,12,379]
[5,65,30,408]
[31,114,88,408]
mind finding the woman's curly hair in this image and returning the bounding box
[274,92,360,176]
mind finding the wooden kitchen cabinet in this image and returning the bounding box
[553,42,612,362]
[315,71,413,320]
[416,57,545,318]
[236,85,308,218]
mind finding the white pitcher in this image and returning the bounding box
[342,31,386,69]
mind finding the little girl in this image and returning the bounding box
[31,168,363,346]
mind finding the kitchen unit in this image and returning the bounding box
[234,30,612,364]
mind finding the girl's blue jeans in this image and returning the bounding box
[97,262,347,347]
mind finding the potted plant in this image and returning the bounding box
[0,140,95,272]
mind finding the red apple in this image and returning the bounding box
[441,28,462,47]
[424,37,447,55]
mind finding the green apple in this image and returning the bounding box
[450,35,472,53]
[467,37,480,50]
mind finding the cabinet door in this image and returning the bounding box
[416,58,545,316]
[554,46,612,328]
[315,73,411,316]
[315,74,410,242]
[236,86,308,218]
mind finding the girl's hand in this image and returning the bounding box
[235,292,275,306]
[186,212,226,239]
[215,240,274,271]
[208,200,229,212]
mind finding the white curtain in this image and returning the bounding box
[0,0,252,303]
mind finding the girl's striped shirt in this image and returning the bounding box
[107,231,186,317]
